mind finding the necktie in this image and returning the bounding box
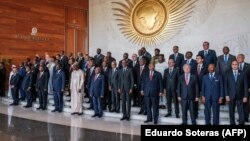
[224,55,228,64]
[186,60,189,64]
[169,68,172,75]
[174,54,177,61]
[140,66,143,76]
[123,68,126,73]
[150,71,153,80]
[240,64,243,70]
[234,71,237,82]
[197,65,201,75]
[185,74,189,85]
[210,73,213,81]
[112,69,115,76]
[205,51,208,57]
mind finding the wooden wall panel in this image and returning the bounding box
[0,0,88,89]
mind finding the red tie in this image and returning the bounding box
[150,71,153,80]
[185,74,189,85]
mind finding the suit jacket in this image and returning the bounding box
[36,71,49,90]
[216,54,236,75]
[60,55,69,71]
[76,57,84,70]
[141,71,163,97]
[21,72,32,90]
[181,59,197,74]
[108,68,119,90]
[194,64,208,92]
[163,67,179,92]
[107,57,116,68]
[225,70,248,100]
[0,68,6,84]
[90,74,105,97]
[118,59,133,69]
[202,73,224,101]
[52,70,66,91]
[101,67,110,91]
[198,49,217,66]
[94,54,105,67]
[118,67,134,92]
[143,52,152,65]
[10,74,20,88]
[132,60,139,87]
[86,67,95,89]
[178,74,199,100]
[241,63,249,73]
[169,53,184,69]
[136,65,149,89]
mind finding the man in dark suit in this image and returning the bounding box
[137,58,149,114]
[86,59,95,109]
[141,63,163,124]
[22,66,33,108]
[0,62,6,97]
[106,52,116,68]
[76,52,84,70]
[90,67,105,118]
[94,48,105,67]
[10,66,20,105]
[225,60,248,125]
[178,64,199,125]
[198,41,217,67]
[216,46,236,78]
[60,51,69,71]
[118,53,133,69]
[109,61,120,113]
[151,48,160,65]
[169,46,184,70]
[202,64,224,125]
[131,53,139,107]
[163,59,179,118]
[237,54,250,122]
[194,55,208,118]
[36,65,49,110]
[101,61,111,111]
[52,63,65,113]
[118,59,134,121]
[141,47,152,65]
[181,51,197,74]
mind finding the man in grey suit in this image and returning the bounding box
[118,60,134,121]
[216,46,236,78]
[109,61,120,113]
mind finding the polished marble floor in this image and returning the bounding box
[0,100,140,141]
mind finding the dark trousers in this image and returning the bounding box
[32,87,37,102]
[145,96,159,123]
[19,87,26,100]
[167,90,179,116]
[132,88,139,106]
[11,87,19,104]
[181,99,196,125]
[204,100,219,125]
[243,95,249,120]
[38,90,47,109]
[111,89,120,112]
[0,82,5,97]
[139,94,146,113]
[229,99,244,125]
[93,96,102,116]
[102,89,111,111]
[122,91,131,118]
[54,91,63,111]
[25,90,32,106]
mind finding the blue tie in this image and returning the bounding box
[224,55,228,64]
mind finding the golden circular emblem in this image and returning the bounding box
[132,0,167,37]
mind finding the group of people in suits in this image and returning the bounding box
[2,41,250,125]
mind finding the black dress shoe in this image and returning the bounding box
[154,121,158,125]
[42,108,47,110]
[120,117,126,121]
[144,120,152,123]
[10,103,15,106]
[164,113,171,117]
[37,107,42,110]
[71,112,77,115]
[143,112,147,115]
[87,107,92,110]
[245,119,249,122]
[78,113,83,115]
[126,118,130,121]
[24,105,31,108]
[176,115,180,118]
[14,103,19,106]
[52,109,58,112]
[116,111,120,113]
[98,115,102,118]
[58,110,62,113]
[92,114,98,118]
[180,123,187,125]
[138,111,143,115]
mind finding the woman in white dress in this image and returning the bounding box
[70,63,84,115]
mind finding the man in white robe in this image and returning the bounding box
[70,63,84,115]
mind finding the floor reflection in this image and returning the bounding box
[0,114,140,141]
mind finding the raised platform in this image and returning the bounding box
[1,94,243,125]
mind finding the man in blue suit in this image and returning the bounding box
[198,41,217,67]
[22,65,33,108]
[181,51,197,74]
[10,66,20,106]
[141,63,163,124]
[225,60,248,125]
[90,67,105,118]
[202,64,224,125]
[52,63,65,113]
[178,64,199,125]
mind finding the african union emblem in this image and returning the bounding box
[112,0,197,47]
